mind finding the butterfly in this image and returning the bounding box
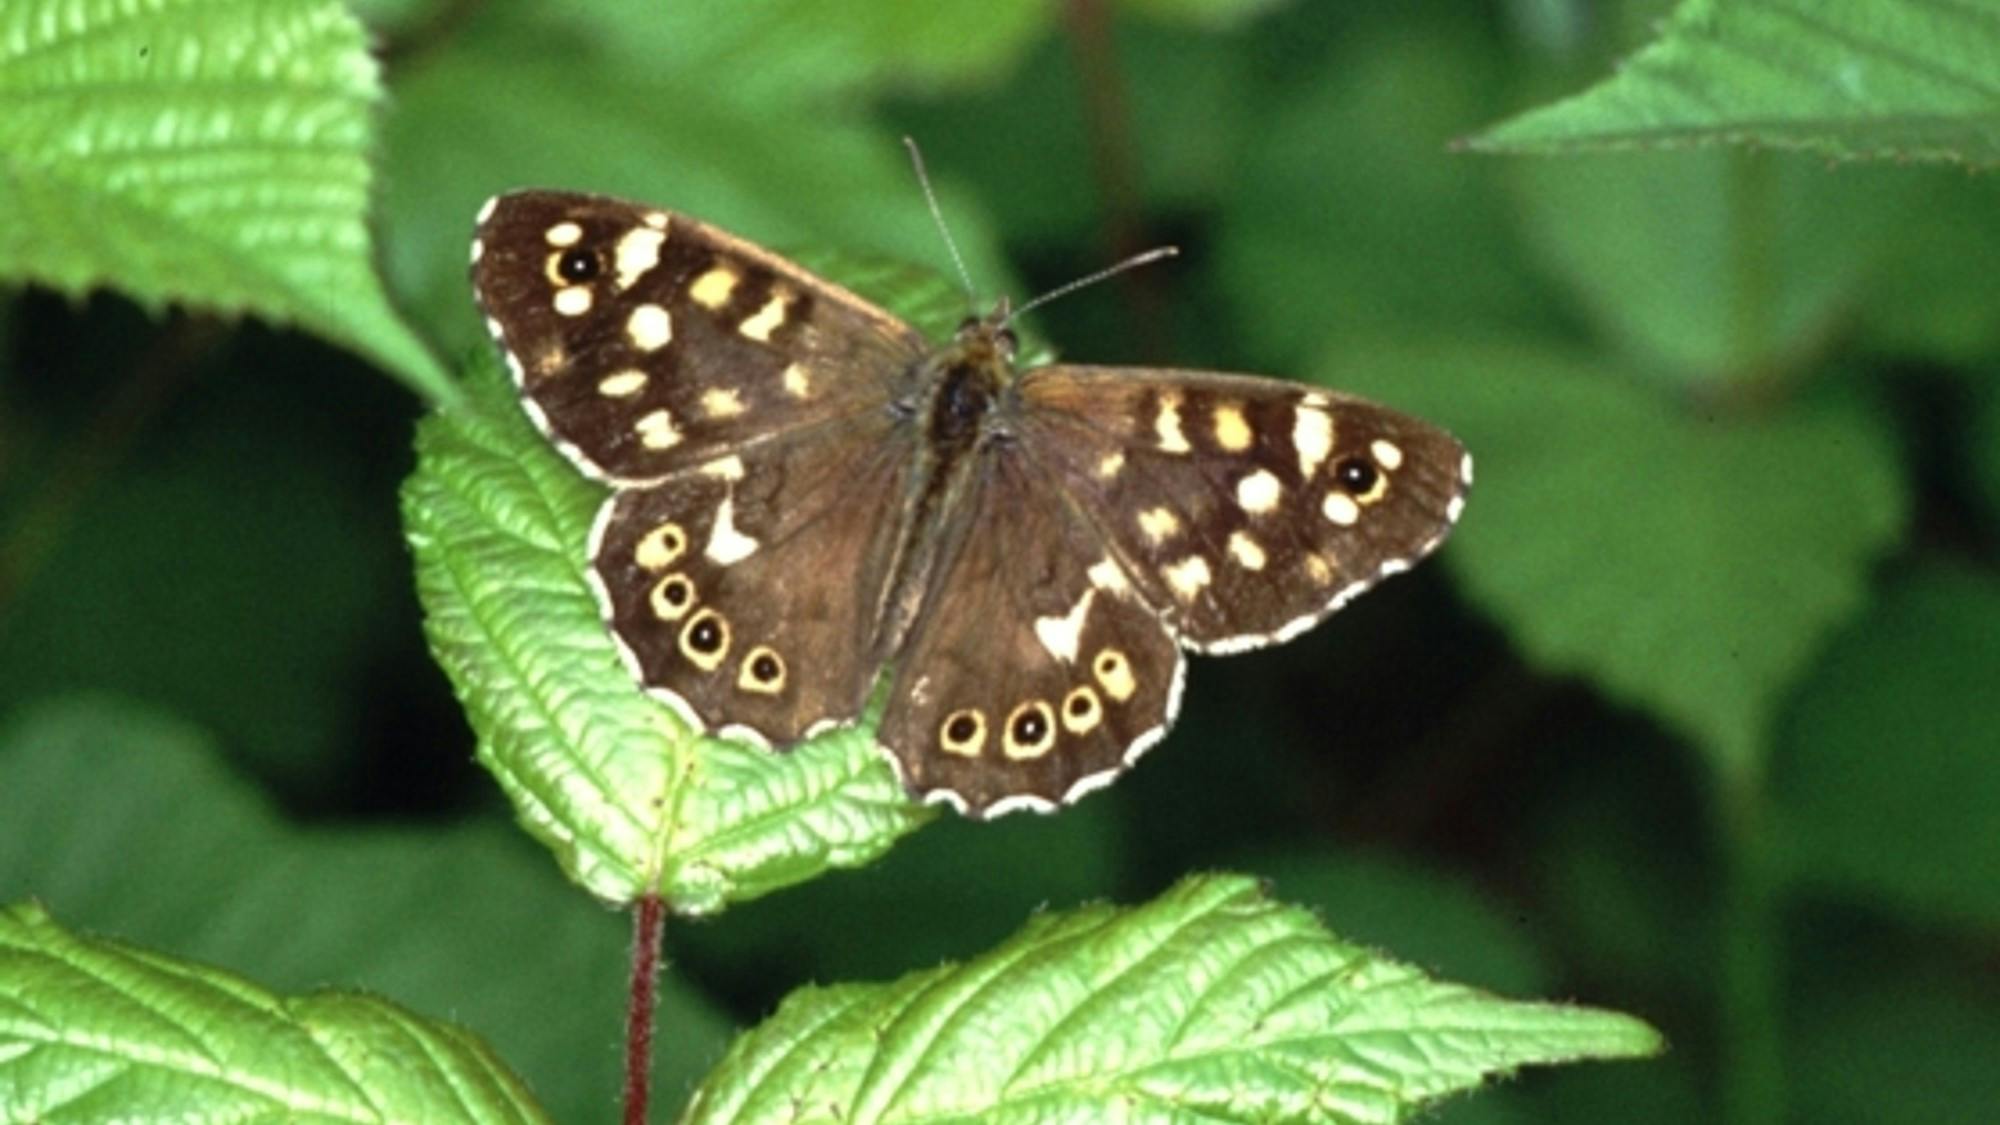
[471,190,1470,818]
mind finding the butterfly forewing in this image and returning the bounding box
[1016,367,1471,654]
[471,191,926,483]
[877,447,1185,815]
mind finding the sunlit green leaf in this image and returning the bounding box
[1777,566,2000,925]
[0,903,546,1124]
[0,695,736,1125]
[1469,0,2000,166]
[401,263,969,910]
[0,0,450,401]
[1321,338,1906,776]
[684,874,1660,1124]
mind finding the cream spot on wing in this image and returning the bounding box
[1446,494,1466,523]
[1094,648,1136,702]
[1163,555,1212,602]
[1235,469,1282,515]
[1156,392,1191,453]
[1295,404,1334,479]
[469,239,483,264]
[705,496,759,564]
[626,304,672,351]
[1137,506,1181,545]
[738,294,788,342]
[701,387,746,419]
[613,226,667,290]
[1304,552,1335,585]
[643,211,668,230]
[782,363,811,398]
[476,196,500,224]
[1371,439,1404,471]
[1033,589,1094,663]
[1461,451,1475,485]
[531,345,566,379]
[1323,491,1360,526]
[553,286,592,316]
[635,409,681,450]
[598,370,648,398]
[1228,531,1267,571]
[1213,403,1253,452]
[1060,686,1103,735]
[544,221,583,247]
[690,266,738,309]
[701,454,745,481]
[1087,557,1130,595]
[1097,451,1125,479]
[635,522,687,570]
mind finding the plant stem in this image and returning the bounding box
[1716,760,1782,1125]
[624,894,666,1125]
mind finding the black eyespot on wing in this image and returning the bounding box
[557,247,601,282]
[689,618,724,653]
[1011,708,1047,745]
[946,714,979,743]
[1335,457,1377,494]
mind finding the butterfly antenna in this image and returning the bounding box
[903,136,979,306]
[1000,245,1179,329]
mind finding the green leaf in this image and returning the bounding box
[1776,566,2000,925]
[379,9,1015,361]
[1220,22,1554,366]
[557,0,1052,98]
[0,695,737,1124]
[1320,339,1906,776]
[1468,0,2000,166]
[683,874,1660,1124]
[0,384,404,792]
[1125,0,1296,29]
[0,903,547,1124]
[1505,149,1930,384]
[0,0,451,402]
[404,317,949,909]
[1243,850,1553,997]
[1792,957,2000,1124]
[1978,381,2000,514]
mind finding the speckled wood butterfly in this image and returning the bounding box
[471,190,1470,817]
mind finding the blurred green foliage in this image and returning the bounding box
[3,0,1996,1121]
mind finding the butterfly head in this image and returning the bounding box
[953,301,1020,364]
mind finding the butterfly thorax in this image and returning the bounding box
[871,312,1022,659]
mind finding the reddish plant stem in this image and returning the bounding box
[623,893,666,1125]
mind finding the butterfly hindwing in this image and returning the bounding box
[588,417,915,746]
[1016,366,1470,653]
[877,446,1184,815]
[472,190,926,483]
